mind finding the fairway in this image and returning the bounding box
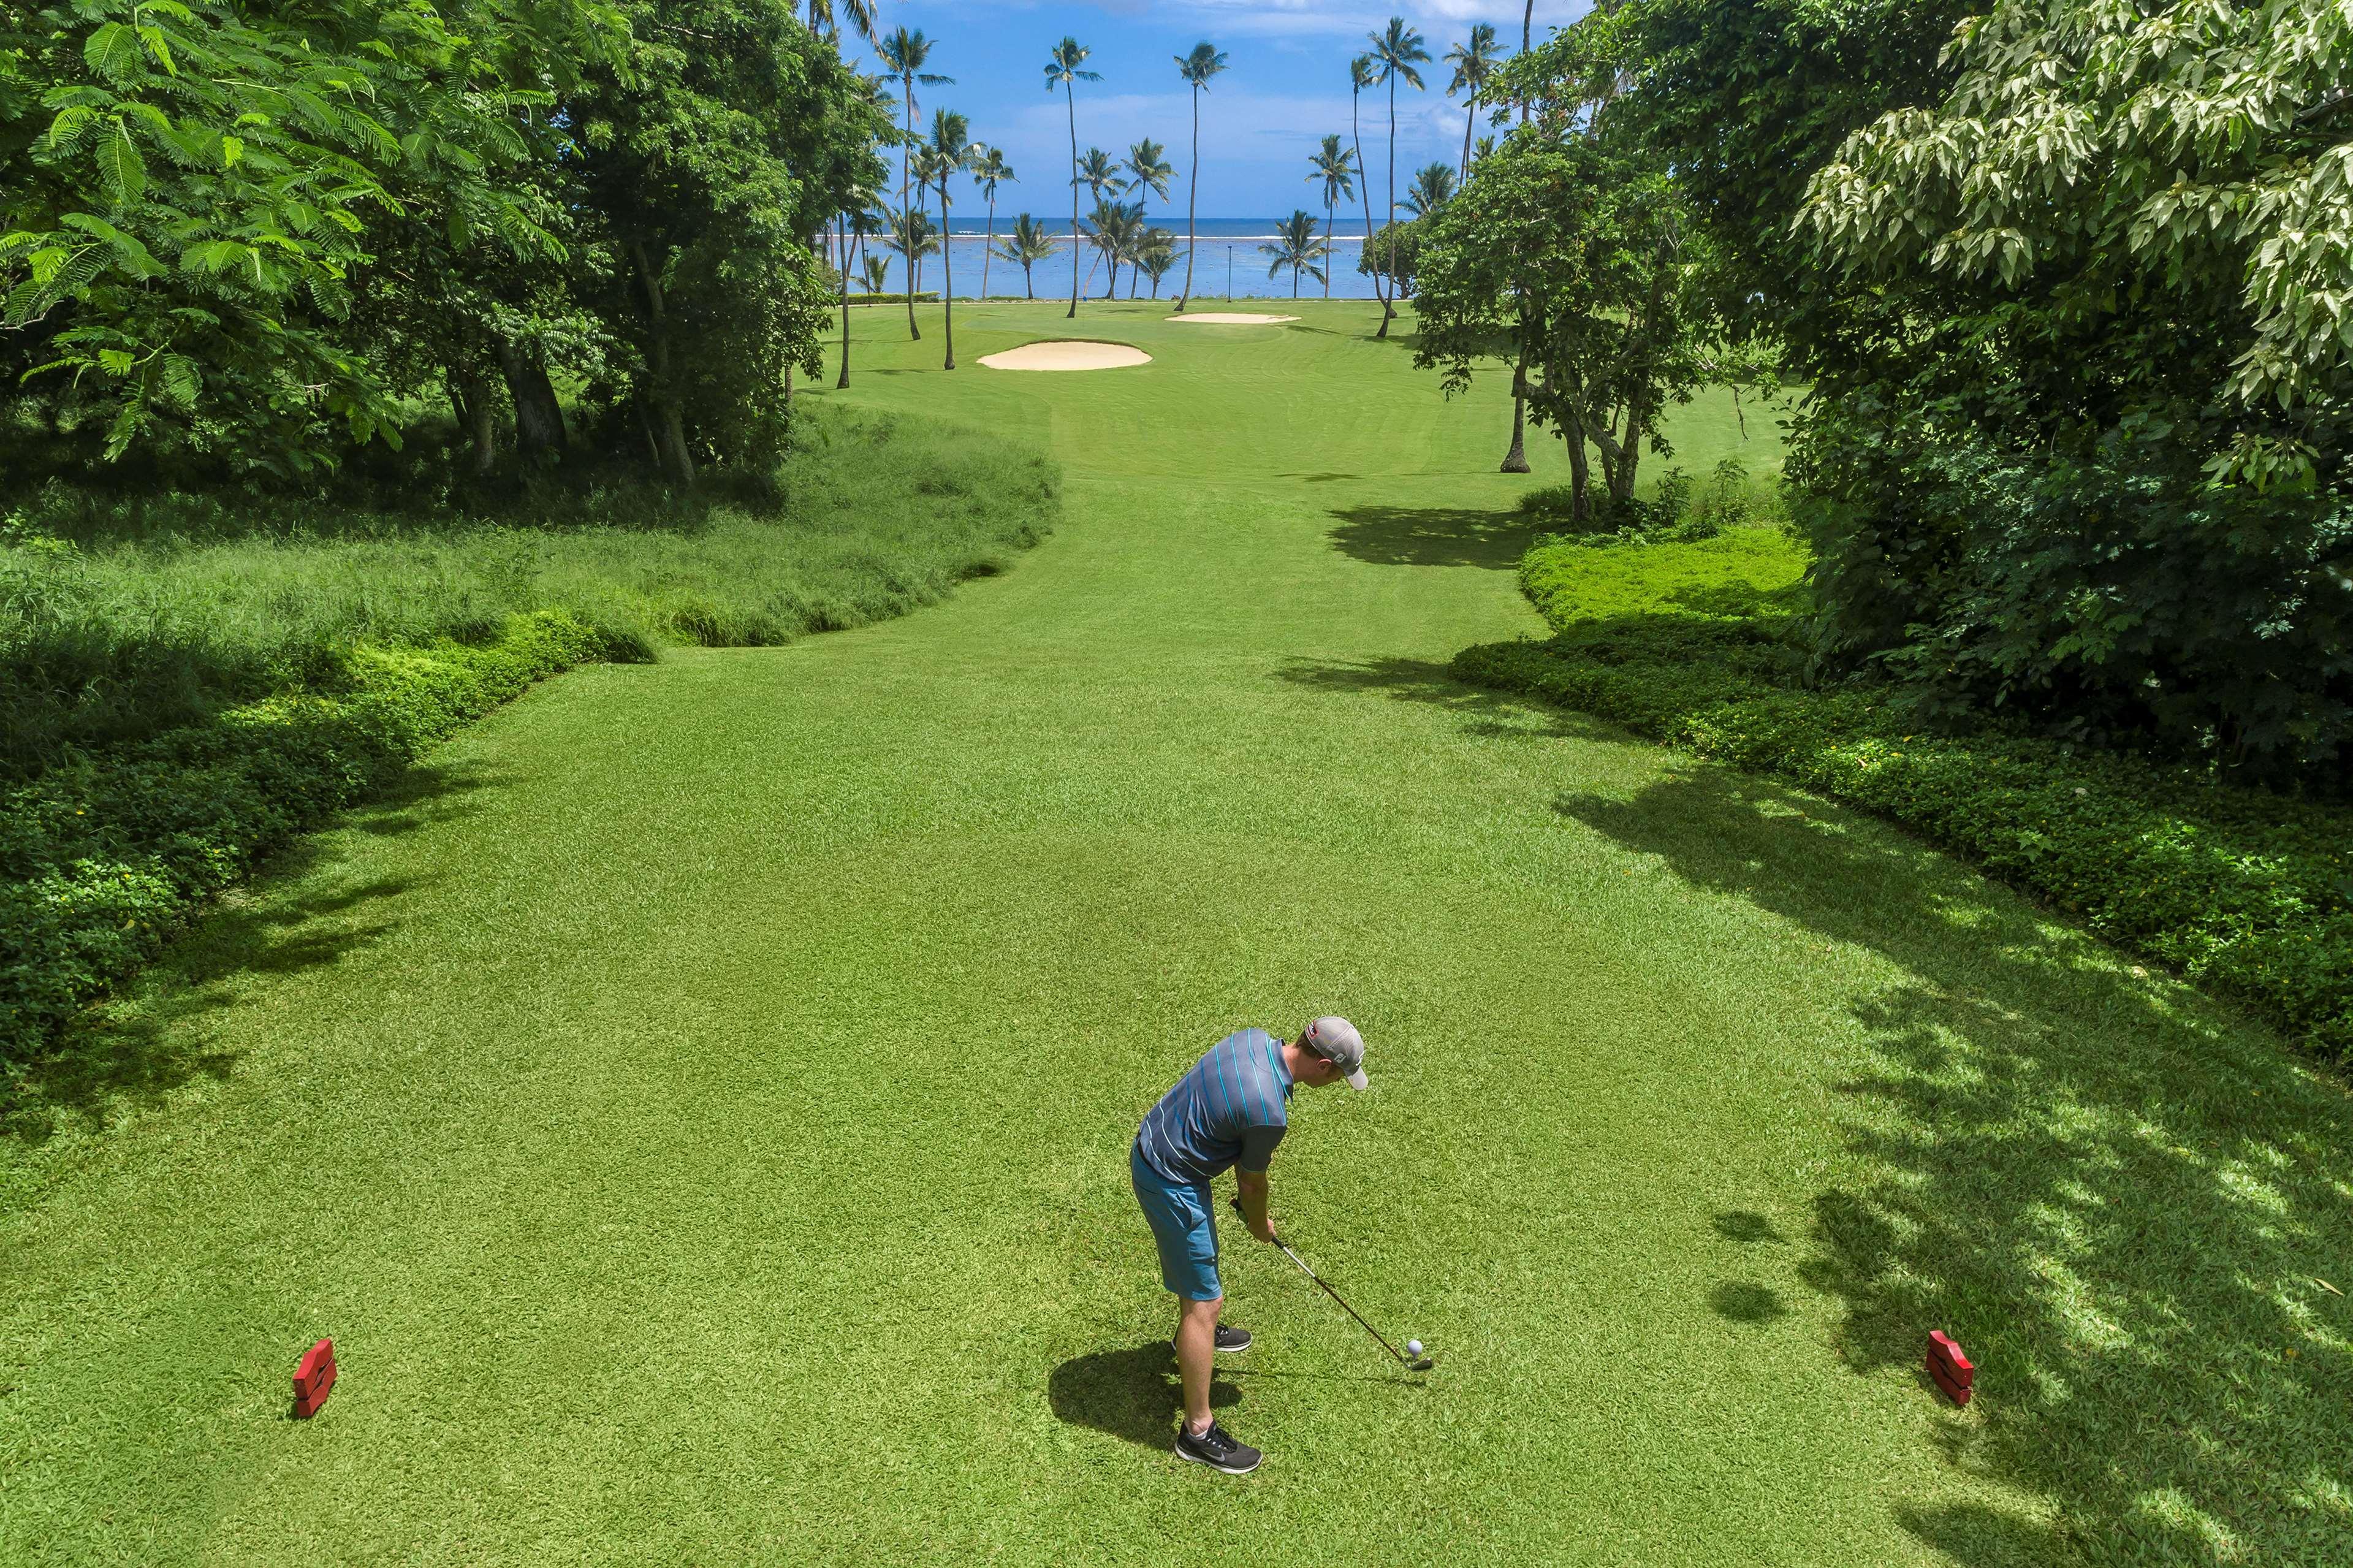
[5,302,2346,1566]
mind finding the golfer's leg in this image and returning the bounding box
[1175,1294,1222,1433]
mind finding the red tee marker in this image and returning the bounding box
[293,1339,337,1419]
[1926,1331,1974,1407]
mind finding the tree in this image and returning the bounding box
[837,200,884,389]
[1124,138,1174,227]
[885,207,938,297]
[1173,42,1230,313]
[1368,17,1431,339]
[1073,147,1123,295]
[1086,199,1144,300]
[803,0,877,45]
[1262,210,1328,300]
[857,253,892,294]
[1414,131,1724,519]
[926,110,978,370]
[970,146,1014,299]
[1042,37,1101,320]
[1136,230,1178,299]
[996,213,1056,299]
[1306,136,1359,300]
[1401,163,1456,218]
[877,27,951,341]
[1348,54,1384,333]
[1445,23,1503,180]
[1358,218,1425,300]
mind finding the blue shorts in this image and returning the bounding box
[1131,1143,1222,1301]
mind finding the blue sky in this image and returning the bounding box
[841,3,1594,221]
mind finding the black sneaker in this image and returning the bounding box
[1213,1323,1253,1354]
[1174,1420,1263,1475]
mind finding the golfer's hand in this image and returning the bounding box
[1249,1212,1277,1246]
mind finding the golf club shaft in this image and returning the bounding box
[1231,1195,1417,1369]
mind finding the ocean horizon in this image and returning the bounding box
[824,215,1394,302]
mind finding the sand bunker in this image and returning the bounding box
[978,341,1151,371]
[1168,313,1300,325]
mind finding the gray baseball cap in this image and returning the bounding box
[1301,1016,1368,1090]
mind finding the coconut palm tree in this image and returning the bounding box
[1445,24,1502,181]
[878,28,952,340]
[804,0,876,45]
[1042,37,1101,320]
[1349,55,1383,330]
[1306,135,1357,300]
[1173,41,1229,313]
[1401,162,1456,218]
[1123,138,1174,227]
[1502,0,1537,473]
[1072,147,1122,295]
[995,213,1056,299]
[927,110,978,370]
[1085,198,1144,300]
[884,205,938,303]
[1368,17,1429,338]
[1136,229,1177,299]
[1261,210,1328,300]
[970,146,1014,299]
[858,253,891,295]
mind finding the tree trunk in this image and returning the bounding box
[1462,99,1476,181]
[630,238,694,487]
[1323,202,1334,298]
[981,199,996,300]
[1500,346,1531,473]
[1178,85,1199,312]
[1379,76,1399,339]
[903,85,922,341]
[938,178,956,370]
[1024,261,1034,299]
[492,337,566,460]
[837,215,854,389]
[1066,85,1081,320]
[1355,91,1387,337]
[447,365,498,477]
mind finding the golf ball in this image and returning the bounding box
[1407,1339,1423,1356]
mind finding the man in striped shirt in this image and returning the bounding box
[1131,1016,1368,1474]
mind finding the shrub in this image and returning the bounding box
[1459,532,2353,1061]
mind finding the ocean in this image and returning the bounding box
[823,215,1391,303]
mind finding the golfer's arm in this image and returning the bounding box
[1236,1166,1272,1241]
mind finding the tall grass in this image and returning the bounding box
[1,402,1058,778]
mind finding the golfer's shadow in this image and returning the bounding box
[1048,1342,1239,1448]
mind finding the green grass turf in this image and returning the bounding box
[4,300,2349,1564]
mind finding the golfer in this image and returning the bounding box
[1131,1016,1367,1474]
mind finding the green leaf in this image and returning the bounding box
[136,26,176,77]
[84,23,141,83]
[160,354,200,410]
[97,125,147,205]
[219,134,241,170]
[97,348,134,375]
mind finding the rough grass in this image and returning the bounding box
[1,402,1059,777]
[3,301,2346,1567]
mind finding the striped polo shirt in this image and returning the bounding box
[1135,1028,1294,1186]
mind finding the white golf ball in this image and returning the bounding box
[1407,1339,1424,1356]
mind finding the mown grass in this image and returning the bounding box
[1,402,1057,778]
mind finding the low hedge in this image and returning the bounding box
[843,291,940,305]
[1457,545,2353,1063]
[1,612,610,1060]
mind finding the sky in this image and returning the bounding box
[841,2,1595,222]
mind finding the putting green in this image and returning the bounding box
[5,301,2346,1566]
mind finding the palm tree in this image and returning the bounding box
[1123,137,1174,227]
[1173,41,1229,314]
[835,199,883,388]
[1136,229,1177,299]
[1401,162,1456,218]
[1086,198,1144,300]
[1261,210,1327,300]
[1306,135,1357,300]
[928,110,977,370]
[1042,37,1101,320]
[1503,0,1537,473]
[995,213,1056,299]
[884,205,938,303]
[1072,147,1122,295]
[858,253,891,295]
[1369,17,1430,339]
[1445,24,1502,181]
[970,146,1014,299]
[878,28,952,341]
[804,0,876,45]
[1349,55,1383,331]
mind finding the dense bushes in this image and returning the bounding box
[1,613,607,1060]
[1,402,1060,1059]
[1459,527,2353,1062]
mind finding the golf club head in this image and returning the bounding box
[1406,1353,1437,1373]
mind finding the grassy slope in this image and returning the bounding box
[2,301,2347,1566]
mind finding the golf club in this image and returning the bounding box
[1230,1196,1435,1372]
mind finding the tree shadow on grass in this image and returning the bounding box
[1551,767,2353,1565]
[1326,504,1537,569]
[1048,1342,1238,1448]
[0,761,488,1151]
[1272,657,1627,747]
